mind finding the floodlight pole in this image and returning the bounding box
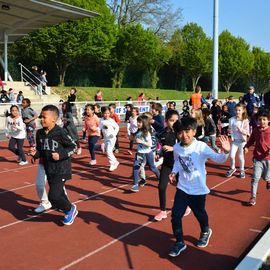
[4,32,8,82]
[212,0,219,99]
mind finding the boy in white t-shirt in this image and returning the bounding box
[168,116,230,257]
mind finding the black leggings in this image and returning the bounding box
[158,164,172,211]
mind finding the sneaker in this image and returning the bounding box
[109,161,119,171]
[130,185,139,192]
[139,179,146,186]
[89,160,97,165]
[17,157,22,162]
[239,170,245,179]
[114,161,119,170]
[197,228,212,248]
[76,147,82,155]
[248,197,256,206]
[184,206,191,217]
[266,182,270,190]
[63,204,78,225]
[154,211,167,221]
[34,202,52,213]
[168,242,187,257]
[100,143,105,153]
[19,160,28,166]
[114,149,119,153]
[226,168,236,177]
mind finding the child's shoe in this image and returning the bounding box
[248,197,256,206]
[266,181,270,190]
[89,160,97,165]
[154,211,167,221]
[76,147,82,155]
[239,170,245,179]
[226,168,236,177]
[168,242,187,257]
[197,228,212,248]
[19,160,28,166]
[130,185,139,192]
[139,179,146,186]
[34,201,52,213]
[63,204,78,225]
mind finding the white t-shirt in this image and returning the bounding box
[5,116,26,139]
[172,139,228,195]
[99,118,119,140]
[129,116,138,134]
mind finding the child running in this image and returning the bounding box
[226,104,250,178]
[5,105,28,165]
[244,110,270,206]
[29,105,78,225]
[21,98,38,147]
[109,103,121,153]
[82,104,100,165]
[128,107,139,155]
[168,116,230,257]
[99,106,120,171]
[154,109,179,221]
[130,115,160,192]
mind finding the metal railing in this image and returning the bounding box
[18,63,43,95]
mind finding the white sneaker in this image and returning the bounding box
[109,161,119,171]
[76,147,82,155]
[34,202,52,213]
[17,157,22,163]
[100,143,105,153]
[89,160,97,165]
[114,161,119,170]
[19,160,28,166]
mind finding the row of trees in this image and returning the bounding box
[9,0,270,92]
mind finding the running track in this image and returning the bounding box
[0,129,269,270]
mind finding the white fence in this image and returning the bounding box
[0,100,187,132]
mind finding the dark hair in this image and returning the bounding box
[22,98,31,106]
[202,108,211,117]
[41,104,59,117]
[151,102,163,113]
[94,103,100,109]
[61,101,69,113]
[101,106,110,114]
[258,109,270,120]
[108,103,116,109]
[165,109,179,121]
[5,104,19,117]
[167,101,176,107]
[137,115,151,137]
[85,104,95,111]
[183,100,188,106]
[132,107,139,115]
[173,117,197,133]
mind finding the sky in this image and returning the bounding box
[172,0,270,52]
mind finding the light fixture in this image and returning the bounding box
[2,4,10,11]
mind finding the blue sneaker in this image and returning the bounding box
[197,228,212,248]
[168,242,187,257]
[130,185,139,192]
[63,204,78,225]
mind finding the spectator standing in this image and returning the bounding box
[226,96,237,117]
[16,91,24,104]
[67,88,77,118]
[242,86,260,117]
[31,66,42,96]
[190,85,202,109]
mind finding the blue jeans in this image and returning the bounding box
[133,152,160,185]
[171,189,209,242]
[202,135,220,152]
[88,135,100,160]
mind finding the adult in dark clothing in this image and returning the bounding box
[31,66,42,95]
[264,80,270,110]
[242,86,260,117]
[210,99,221,135]
[226,96,237,117]
[67,88,77,117]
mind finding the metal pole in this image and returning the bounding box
[212,0,219,99]
[4,32,8,82]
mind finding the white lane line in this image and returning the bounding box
[0,165,37,174]
[58,170,249,270]
[249,229,263,233]
[0,184,35,195]
[0,183,128,230]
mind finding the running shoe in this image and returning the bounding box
[168,242,187,257]
[239,171,245,179]
[139,179,146,186]
[34,202,52,213]
[248,197,256,206]
[89,160,97,165]
[130,185,139,192]
[197,228,212,248]
[63,204,78,225]
[19,161,28,166]
[226,168,236,177]
[154,211,167,221]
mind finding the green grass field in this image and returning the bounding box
[52,86,244,102]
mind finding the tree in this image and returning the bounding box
[219,31,254,92]
[108,0,182,40]
[11,0,116,86]
[250,47,270,93]
[181,23,212,91]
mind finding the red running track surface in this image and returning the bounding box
[0,129,269,270]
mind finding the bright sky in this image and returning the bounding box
[173,0,270,52]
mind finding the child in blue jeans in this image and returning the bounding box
[130,115,160,192]
[168,116,230,257]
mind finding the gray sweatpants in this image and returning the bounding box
[251,159,270,198]
[36,163,50,204]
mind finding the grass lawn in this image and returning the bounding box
[52,86,244,102]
